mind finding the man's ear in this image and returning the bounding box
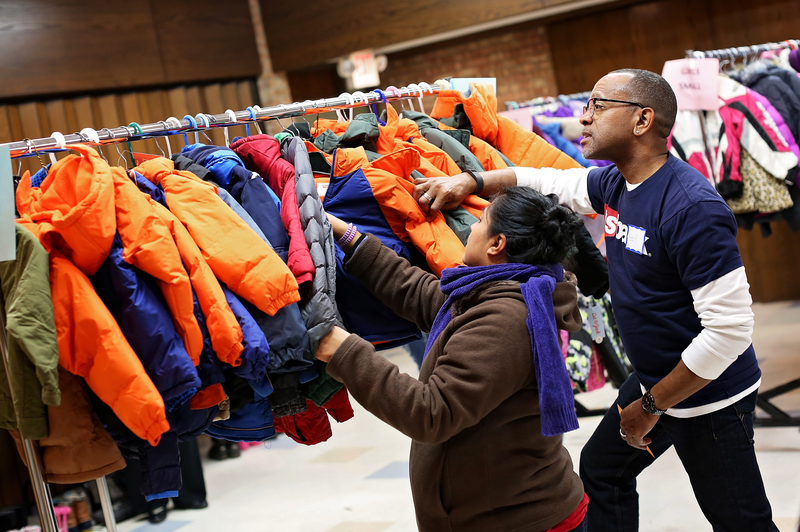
[634,108,655,136]
[487,233,507,258]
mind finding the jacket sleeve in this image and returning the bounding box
[163,172,301,316]
[49,252,169,446]
[112,170,203,365]
[327,298,534,444]
[150,200,244,367]
[0,226,61,439]
[344,234,446,332]
[6,226,60,404]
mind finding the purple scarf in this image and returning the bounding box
[423,262,579,437]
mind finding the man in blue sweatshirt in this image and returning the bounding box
[414,69,777,532]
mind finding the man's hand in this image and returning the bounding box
[619,398,658,450]
[316,326,351,363]
[413,174,475,214]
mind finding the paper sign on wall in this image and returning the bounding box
[661,58,720,111]
[0,145,16,262]
[450,78,497,96]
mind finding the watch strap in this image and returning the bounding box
[464,169,484,195]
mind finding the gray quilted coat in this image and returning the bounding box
[281,137,342,353]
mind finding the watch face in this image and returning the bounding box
[643,392,664,414]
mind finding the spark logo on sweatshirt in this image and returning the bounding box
[604,205,650,256]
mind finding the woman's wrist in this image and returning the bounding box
[336,224,363,254]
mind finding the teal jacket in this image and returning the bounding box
[0,224,60,439]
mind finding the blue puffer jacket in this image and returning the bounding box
[90,381,219,501]
[134,173,270,384]
[173,148,313,375]
[91,234,200,411]
[170,152,314,418]
[205,388,276,443]
[323,160,422,349]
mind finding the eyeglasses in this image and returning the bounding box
[582,98,646,117]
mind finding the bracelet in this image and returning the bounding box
[465,169,484,195]
[337,223,358,247]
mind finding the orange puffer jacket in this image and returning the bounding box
[333,147,465,275]
[147,198,245,367]
[431,83,582,170]
[17,222,168,446]
[135,158,300,316]
[15,146,202,363]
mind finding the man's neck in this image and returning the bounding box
[616,151,670,185]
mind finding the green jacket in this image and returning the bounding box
[0,224,60,440]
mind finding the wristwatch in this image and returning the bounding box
[642,390,667,416]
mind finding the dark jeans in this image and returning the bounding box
[580,374,777,532]
[567,514,588,532]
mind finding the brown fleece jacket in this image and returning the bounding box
[327,235,585,532]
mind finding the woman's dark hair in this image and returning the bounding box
[487,186,583,266]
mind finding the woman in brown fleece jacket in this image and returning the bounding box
[317,187,588,532]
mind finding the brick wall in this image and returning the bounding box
[248,0,292,134]
[381,23,559,112]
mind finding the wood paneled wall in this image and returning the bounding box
[0,0,260,99]
[547,0,800,302]
[547,0,800,94]
[0,80,258,177]
[262,0,626,72]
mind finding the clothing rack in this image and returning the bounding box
[685,39,800,429]
[687,39,799,61]
[0,311,119,532]
[2,83,443,160]
[505,90,592,110]
[0,81,444,530]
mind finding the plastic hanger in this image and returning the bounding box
[164,117,183,155]
[248,106,264,135]
[372,89,387,117]
[195,114,214,144]
[410,84,427,114]
[350,91,368,114]
[79,128,107,163]
[336,92,353,122]
[223,109,238,146]
[24,138,48,174]
[49,131,66,165]
[385,86,405,112]
[180,115,198,145]
[127,123,143,167]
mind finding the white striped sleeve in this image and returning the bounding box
[681,266,755,380]
[512,167,597,214]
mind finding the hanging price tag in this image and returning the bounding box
[587,303,605,343]
[0,145,16,262]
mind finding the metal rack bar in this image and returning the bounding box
[0,313,59,532]
[96,476,118,532]
[505,90,593,110]
[687,39,799,60]
[1,83,443,159]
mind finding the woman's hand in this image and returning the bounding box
[316,326,351,363]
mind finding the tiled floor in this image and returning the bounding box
[116,301,800,532]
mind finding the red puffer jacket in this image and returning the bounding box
[231,135,316,286]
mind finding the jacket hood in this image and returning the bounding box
[15,144,116,276]
[431,83,500,144]
[181,144,257,203]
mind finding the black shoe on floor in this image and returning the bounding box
[173,500,209,510]
[208,442,228,460]
[227,443,241,458]
[147,504,168,524]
